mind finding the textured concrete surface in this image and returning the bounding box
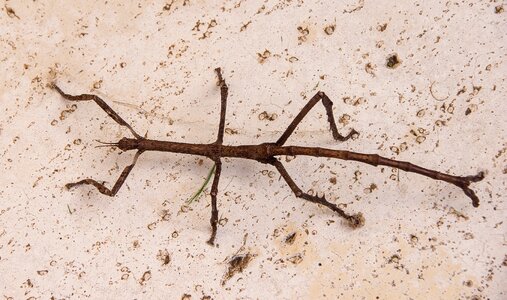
[1,1,506,299]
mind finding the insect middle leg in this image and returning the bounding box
[66,150,143,196]
[207,160,222,245]
[214,67,228,145]
[205,68,227,245]
[276,91,358,146]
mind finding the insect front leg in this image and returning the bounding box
[66,150,143,196]
[52,84,142,139]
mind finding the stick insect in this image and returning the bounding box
[53,68,484,245]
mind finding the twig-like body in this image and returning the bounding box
[53,68,484,245]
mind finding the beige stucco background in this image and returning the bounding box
[1,0,506,299]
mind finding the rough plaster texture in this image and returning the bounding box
[1,0,506,299]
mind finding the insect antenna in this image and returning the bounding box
[94,140,119,148]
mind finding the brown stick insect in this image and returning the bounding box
[53,68,484,245]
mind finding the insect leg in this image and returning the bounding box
[66,150,143,196]
[207,159,222,245]
[214,68,228,145]
[52,84,142,139]
[276,92,358,146]
[269,158,364,228]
